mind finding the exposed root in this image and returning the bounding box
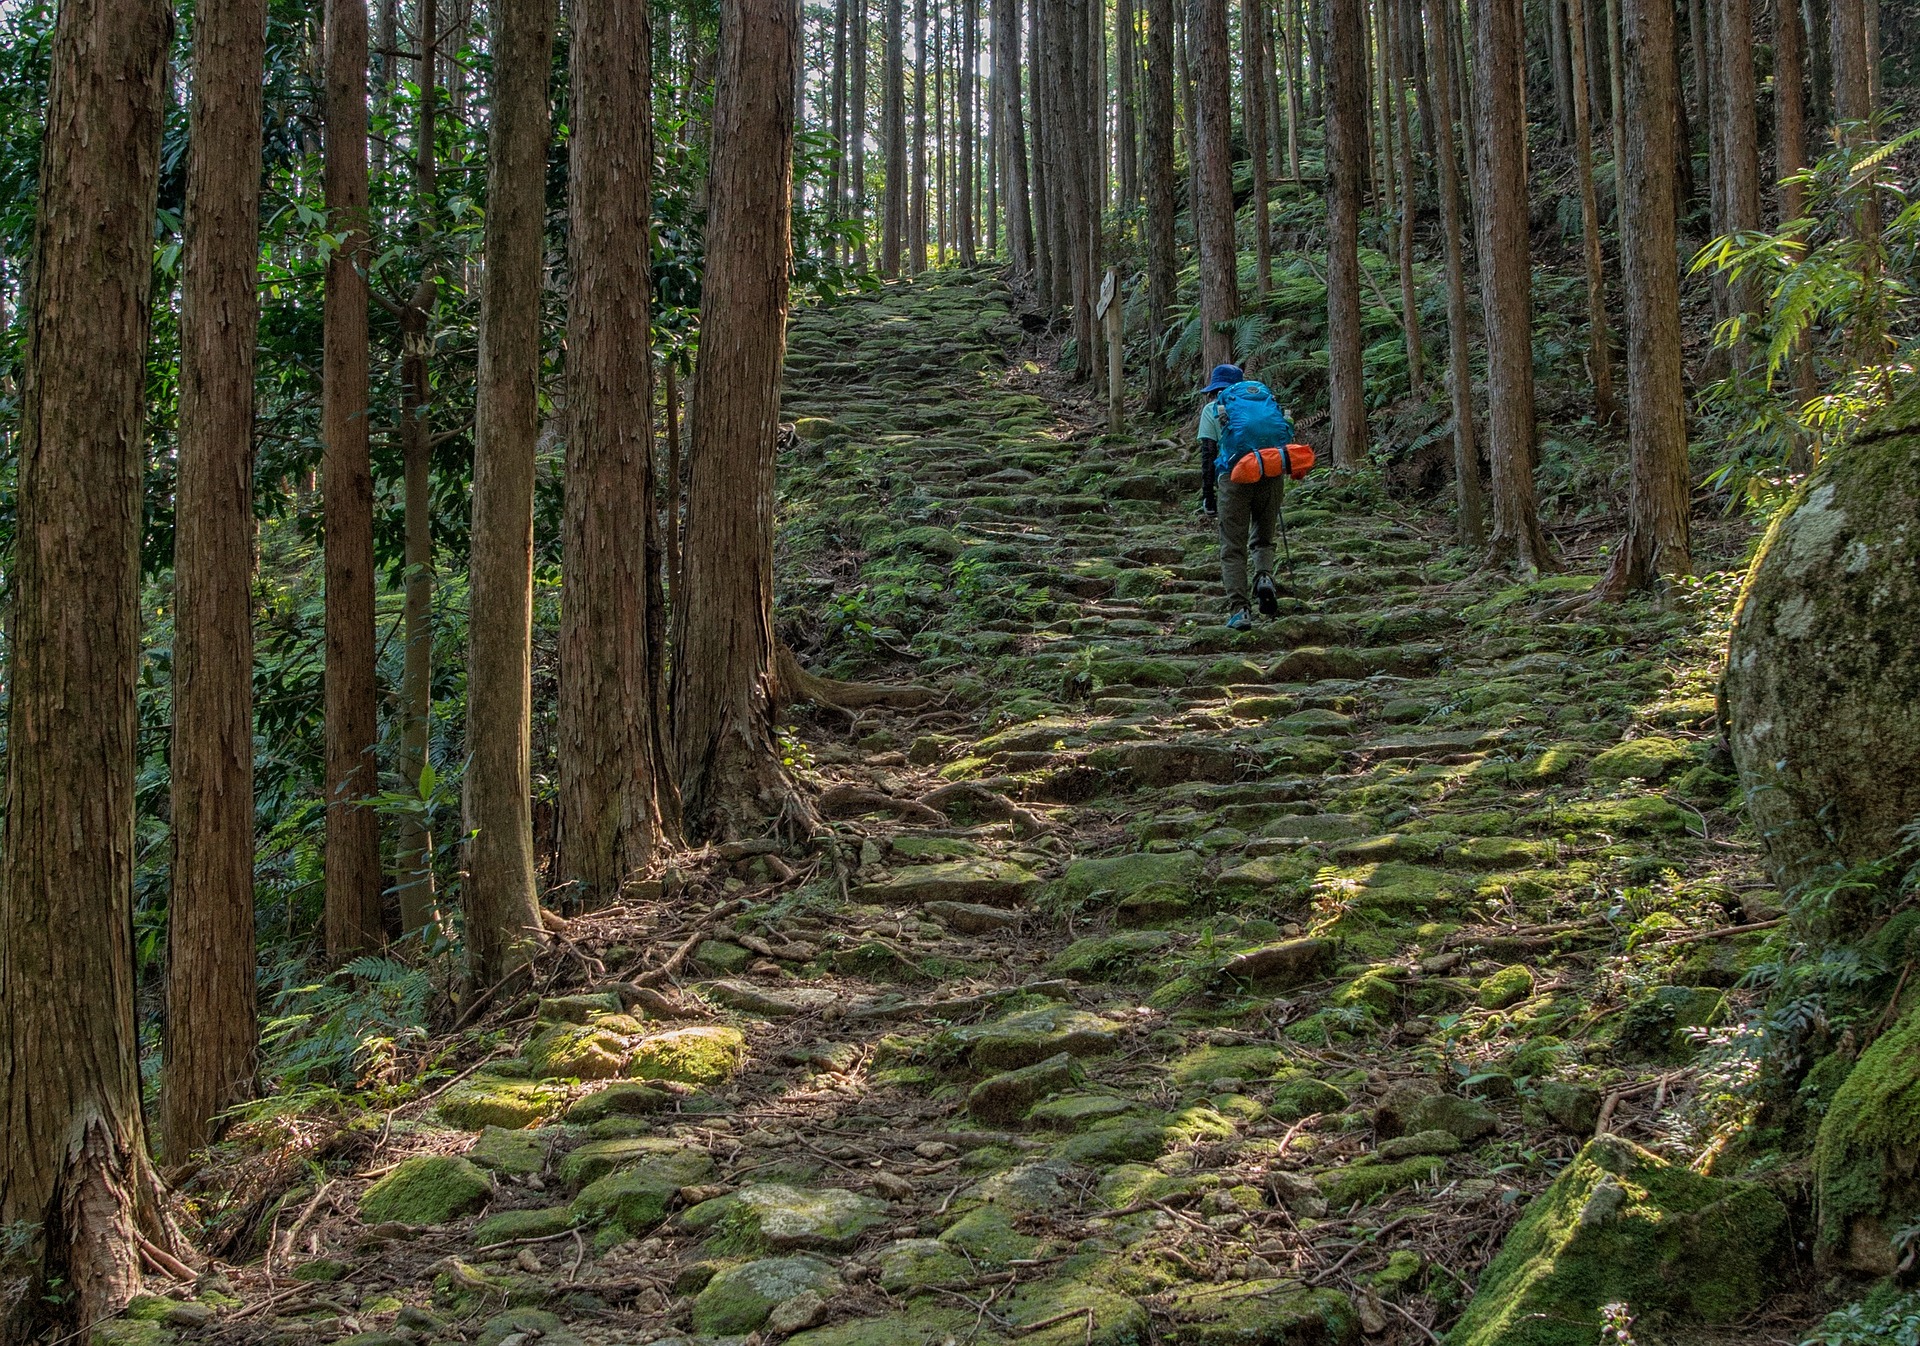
[776,643,940,715]
[922,781,1053,837]
[817,783,946,824]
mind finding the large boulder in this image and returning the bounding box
[1446,1137,1786,1346]
[1724,396,1920,898]
[1813,1004,1920,1273]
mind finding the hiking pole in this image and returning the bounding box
[1278,472,1294,573]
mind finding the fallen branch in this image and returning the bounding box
[1653,917,1784,947]
[135,1233,199,1283]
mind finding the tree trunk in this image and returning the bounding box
[560,0,680,905]
[1325,0,1368,463]
[1117,0,1139,206]
[1243,0,1273,297]
[1285,0,1302,176]
[854,0,871,266]
[671,0,802,841]
[323,0,383,960]
[1388,0,1422,396]
[1424,0,1486,542]
[162,0,266,1162]
[1776,0,1807,223]
[1565,0,1616,425]
[935,4,948,261]
[395,0,440,938]
[1144,0,1177,409]
[0,0,173,1324]
[913,0,930,271]
[1717,0,1761,318]
[1031,0,1058,305]
[884,0,907,273]
[1193,0,1238,367]
[1547,0,1573,136]
[995,0,1035,273]
[1179,0,1199,238]
[833,0,850,256]
[1597,0,1690,595]
[465,0,555,987]
[1472,0,1552,567]
[961,0,979,262]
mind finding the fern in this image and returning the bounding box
[260,955,434,1090]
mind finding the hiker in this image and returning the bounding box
[1196,363,1296,630]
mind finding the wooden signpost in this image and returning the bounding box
[1097,266,1124,435]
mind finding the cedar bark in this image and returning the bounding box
[1325,0,1368,464]
[465,0,555,986]
[994,0,1035,274]
[1776,0,1808,223]
[1717,0,1761,317]
[1598,0,1690,594]
[1565,0,1616,424]
[162,0,267,1160]
[1031,0,1057,305]
[1117,0,1139,205]
[884,0,907,273]
[1193,0,1238,368]
[854,0,871,266]
[834,0,850,250]
[1387,0,1422,395]
[913,0,929,271]
[323,0,383,960]
[1243,0,1273,297]
[0,0,174,1324]
[1471,0,1552,566]
[1144,0,1178,409]
[560,0,679,903]
[1548,0,1574,135]
[671,0,802,840]
[395,0,440,937]
[1424,0,1486,542]
[961,0,979,262]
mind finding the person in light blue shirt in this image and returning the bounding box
[1196,363,1281,630]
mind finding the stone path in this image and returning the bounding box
[121,270,1798,1346]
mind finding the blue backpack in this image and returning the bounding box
[1212,380,1296,479]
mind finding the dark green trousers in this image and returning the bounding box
[1218,476,1280,609]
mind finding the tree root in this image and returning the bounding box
[817,784,946,824]
[923,781,1052,837]
[776,643,940,715]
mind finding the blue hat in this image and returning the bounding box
[1201,363,1244,394]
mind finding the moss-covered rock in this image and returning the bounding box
[1170,1044,1281,1086]
[467,1125,550,1177]
[474,1309,584,1346]
[1316,1154,1445,1208]
[1813,1004,1920,1272]
[850,858,1043,905]
[536,991,624,1023]
[436,1075,567,1130]
[786,1306,982,1346]
[522,1022,629,1080]
[1049,929,1173,981]
[969,1052,1083,1123]
[681,1183,890,1252]
[1724,396,1920,893]
[471,1205,574,1247]
[691,1254,842,1335]
[1447,1136,1787,1346]
[560,1134,704,1188]
[1027,1092,1137,1129]
[1271,1071,1349,1121]
[625,1025,745,1084]
[1588,736,1691,784]
[1002,1277,1149,1345]
[941,1002,1120,1069]
[938,1203,1040,1264]
[1477,964,1534,1010]
[567,1145,715,1236]
[563,1081,669,1124]
[1050,852,1201,906]
[877,1237,974,1292]
[1163,1279,1360,1344]
[357,1154,491,1225]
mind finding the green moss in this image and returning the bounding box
[435,1075,567,1130]
[939,1203,1040,1264]
[472,1206,575,1247]
[568,1145,715,1236]
[1002,1277,1150,1345]
[1048,930,1173,981]
[1477,964,1535,1010]
[1050,852,1200,906]
[1163,1279,1359,1344]
[1449,1138,1785,1346]
[682,1184,890,1253]
[1169,1044,1281,1086]
[625,1025,745,1084]
[1588,736,1692,784]
[358,1155,492,1225]
[1316,1154,1445,1208]
[523,1022,629,1080]
[786,1306,982,1346]
[564,1081,669,1124]
[692,1255,841,1335]
[468,1125,551,1177]
[1542,796,1692,836]
[560,1134,700,1187]
[90,1324,176,1346]
[1272,1071,1349,1120]
[1813,1005,1920,1270]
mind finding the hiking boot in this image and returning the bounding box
[1226,609,1253,631]
[1254,572,1280,617]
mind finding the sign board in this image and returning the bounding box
[1095,268,1117,320]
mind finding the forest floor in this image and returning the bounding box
[128,269,1823,1346]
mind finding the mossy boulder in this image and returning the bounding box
[1026,1092,1137,1129]
[568,1145,715,1236]
[1447,1136,1787,1346]
[625,1025,745,1085]
[1813,1004,1920,1273]
[474,1309,584,1346]
[941,1003,1120,1069]
[564,1081,669,1124]
[681,1183,890,1253]
[1271,1071,1349,1121]
[850,858,1043,906]
[471,1205,574,1247]
[877,1238,974,1292]
[1050,851,1201,906]
[968,1052,1083,1124]
[436,1076,566,1130]
[1048,929,1172,981]
[1316,1154,1445,1207]
[1170,1044,1280,1087]
[1477,964,1535,1010]
[691,1254,842,1335]
[938,1204,1040,1265]
[1588,735,1691,785]
[560,1134,706,1188]
[787,1306,981,1346]
[358,1155,492,1225]
[1724,396,1920,894]
[1002,1277,1150,1345]
[523,1022,629,1080]
[467,1126,550,1177]
[536,992,624,1023]
[1163,1279,1360,1344]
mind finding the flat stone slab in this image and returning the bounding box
[681,1183,891,1252]
[943,1003,1121,1069]
[850,859,1042,906]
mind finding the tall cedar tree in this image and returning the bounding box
[162,0,267,1160]
[1324,0,1367,464]
[1718,0,1761,317]
[323,0,383,958]
[560,0,680,899]
[1598,0,1691,594]
[394,0,441,936]
[466,0,557,985]
[912,0,929,271]
[1242,0,1272,297]
[0,0,175,1325]
[1143,0,1177,410]
[1192,0,1237,368]
[994,0,1035,274]
[1471,0,1553,568]
[883,0,907,273]
[1423,0,1486,542]
[853,0,870,267]
[672,0,801,839]
[1564,0,1615,424]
